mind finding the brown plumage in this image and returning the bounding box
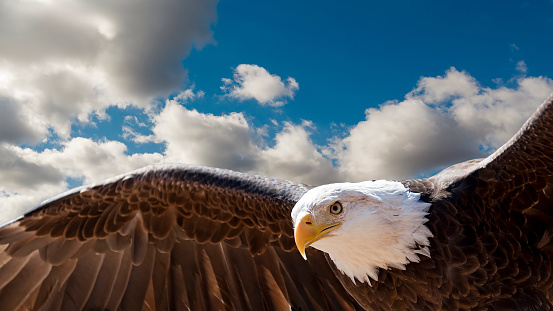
[0,92,553,310]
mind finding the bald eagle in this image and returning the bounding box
[1,93,553,310]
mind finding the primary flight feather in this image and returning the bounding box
[1,93,553,310]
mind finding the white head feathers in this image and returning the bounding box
[292,180,432,284]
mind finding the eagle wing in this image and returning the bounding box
[0,164,361,310]
[400,92,553,309]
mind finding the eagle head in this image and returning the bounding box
[291,180,432,283]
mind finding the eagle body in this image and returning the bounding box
[335,164,553,310]
[0,93,553,310]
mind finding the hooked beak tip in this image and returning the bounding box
[294,213,316,260]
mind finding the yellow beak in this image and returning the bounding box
[294,213,341,260]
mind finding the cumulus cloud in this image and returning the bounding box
[450,77,553,148]
[408,67,479,104]
[332,68,553,181]
[333,98,481,181]
[221,64,299,106]
[0,144,64,193]
[0,0,218,143]
[0,144,67,224]
[0,64,112,141]
[142,91,337,184]
[0,98,46,144]
[154,102,261,171]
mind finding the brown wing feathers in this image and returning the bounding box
[405,93,553,309]
[0,164,361,310]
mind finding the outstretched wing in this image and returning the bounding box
[402,92,553,309]
[0,164,361,310]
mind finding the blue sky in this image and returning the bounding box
[1,0,553,222]
[192,0,553,123]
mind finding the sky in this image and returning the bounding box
[1,0,553,223]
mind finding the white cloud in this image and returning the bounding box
[408,67,479,104]
[0,0,218,143]
[148,95,336,184]
[0,98,46,144]
[221,64,299,106]
[0,63,111,141]
[516,60,528,74]
[0,144,64,193]
[449,76,553,148]
[332,68,553,181]
[154,101,261,171]
[332,98,480,181]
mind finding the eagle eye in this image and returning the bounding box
[329,202,343,215]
